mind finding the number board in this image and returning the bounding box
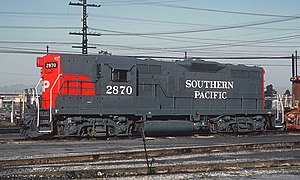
[45,62,57,69]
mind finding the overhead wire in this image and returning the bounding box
[101,0,192,6]
[96,1,300,57]
[0,4,299,58]
[0,40,293,57]
[0,25,80,30]
[150,3,299,18]
[96,16,300,36]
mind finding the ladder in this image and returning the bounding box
[37,109,53,133]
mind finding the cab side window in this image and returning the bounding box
[112,69,128,82]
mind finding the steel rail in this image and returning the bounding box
[0,141,299,167]
[1,154,300,179]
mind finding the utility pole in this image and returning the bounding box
[69,0,101,54]
[46,45,49,54]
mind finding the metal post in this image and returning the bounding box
[22,91,25,120]
[10,97,14,124]
[0,97,3,109]
[296,50,298,77]
[184,51,188,60]
[140,127,150,173]
[292,54,295,78]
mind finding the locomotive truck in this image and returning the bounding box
[20,53,283,137]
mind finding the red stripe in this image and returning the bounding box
[61,74,95,96]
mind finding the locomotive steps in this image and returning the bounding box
[1,141,300,179]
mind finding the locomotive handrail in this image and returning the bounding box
[275,94,284,128]
[35,78,42,128]
[50,74,63,123]
[22,91,25,120]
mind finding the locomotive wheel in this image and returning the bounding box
[263,122,268,132]
[209,123,218,133]
[107,126,115,136]
[227,124,238,133]
[20,127,29,137]
[58,126,65,136]
[283,121,287,131]
[86,127,96,137]
[247,124,253,131]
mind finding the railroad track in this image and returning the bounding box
[0,127,19,134]
[1,141,300,179]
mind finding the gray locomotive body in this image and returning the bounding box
[21,54,281,137]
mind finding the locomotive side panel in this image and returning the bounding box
[20,53,279,137]
[55,55,263,118]
[54,55,266,120]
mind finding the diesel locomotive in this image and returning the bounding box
[20,53,283,137]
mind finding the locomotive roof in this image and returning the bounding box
[58,53,261,71]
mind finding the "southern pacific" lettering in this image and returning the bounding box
[185,80,234,89]
[185,80,234,100]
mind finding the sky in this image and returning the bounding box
[1,0,300,93]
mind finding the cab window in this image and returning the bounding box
[112,69,128,82]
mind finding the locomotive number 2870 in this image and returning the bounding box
[45,62,57,69]
[106,85,133,95]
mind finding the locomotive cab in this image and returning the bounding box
[21,54,138,137]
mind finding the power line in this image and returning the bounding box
[0,11,298,56]
[0,36,297,57]
[0,41,75,45]
[91,13,214,27]
[101,0,191,6]
[100,0,297,20]
[193,34,300,51]
[95,17,300,36]
[152,3,299,18]
[0,25,80,30]
[0,40,295,58]
[0,11,78,16]
[3,10,300,31]
[0,71,36,76]
[0,46,292,61]
[0,45,78,54]
[85,16,300,54]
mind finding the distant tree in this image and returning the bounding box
[265,84,277,97]
[284,89,291,96]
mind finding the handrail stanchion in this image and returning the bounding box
[275,94,284,128]
[50,74,63,123]
[34,78,42,128]
[22,91,25,120]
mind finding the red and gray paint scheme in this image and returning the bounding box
[20,53,282,137]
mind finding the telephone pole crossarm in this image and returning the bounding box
[69,32,101,36]
[69,2,101,7]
